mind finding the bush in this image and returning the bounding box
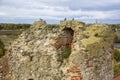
[114,48,120,62]
[114,34,120,43]
[114,59,120,75]
[62,47,71,59]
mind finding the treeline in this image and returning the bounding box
[86,24,120,29]
[114,34,120,43]
[110,24,120,43]
[0,23,31,30]
[46,24,60,29]
[108,24,120,32]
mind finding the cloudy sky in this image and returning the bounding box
[0,0,120,24]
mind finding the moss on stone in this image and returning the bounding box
[83,24,113,38]
[81,36,113,57]
[81,37,102,45]
[81,24,114,57]
[81,37,102,56]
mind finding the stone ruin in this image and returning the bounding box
[7,20,114,80]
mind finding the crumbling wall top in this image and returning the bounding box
[60,20,85,30]
[32,19,46,28]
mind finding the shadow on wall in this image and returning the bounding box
[54,27,74,59]
[54,27,74,49]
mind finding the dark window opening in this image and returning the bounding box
[62,28,74,46]
[62,28,74,36]
[30,56,33,61]
[28,79,34,80]
[54,27,74,49]
[54,27,74,59]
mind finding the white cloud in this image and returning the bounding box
[0,12,6,16]
[0,0,120,23]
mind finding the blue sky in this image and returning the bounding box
[0,0,120,24]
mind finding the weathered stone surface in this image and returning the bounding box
[60,20,85,30]
[8,20,114,80]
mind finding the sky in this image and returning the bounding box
[0,0,120,24]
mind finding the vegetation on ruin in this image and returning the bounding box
[62,47,71,59]
[114,48,120,75]
[0,39,5,58]
[114,48,120,61]
[0,23,31,30]
[114,59,120,75]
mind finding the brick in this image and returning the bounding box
[71,76,83,80]
[67,68,80,73]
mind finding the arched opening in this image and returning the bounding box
[54,27,74,49]
[62,28,74,36]
[54,27,74,59]
[61,28,74,47]
[28,79,34,80]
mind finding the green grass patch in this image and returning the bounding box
[62,47,71,59]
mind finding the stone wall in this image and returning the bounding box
[8,20,114,80]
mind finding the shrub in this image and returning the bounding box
[114,48,120,62]
[62,47,71,59]
[114,34,120,43]
[114,59,120,75]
